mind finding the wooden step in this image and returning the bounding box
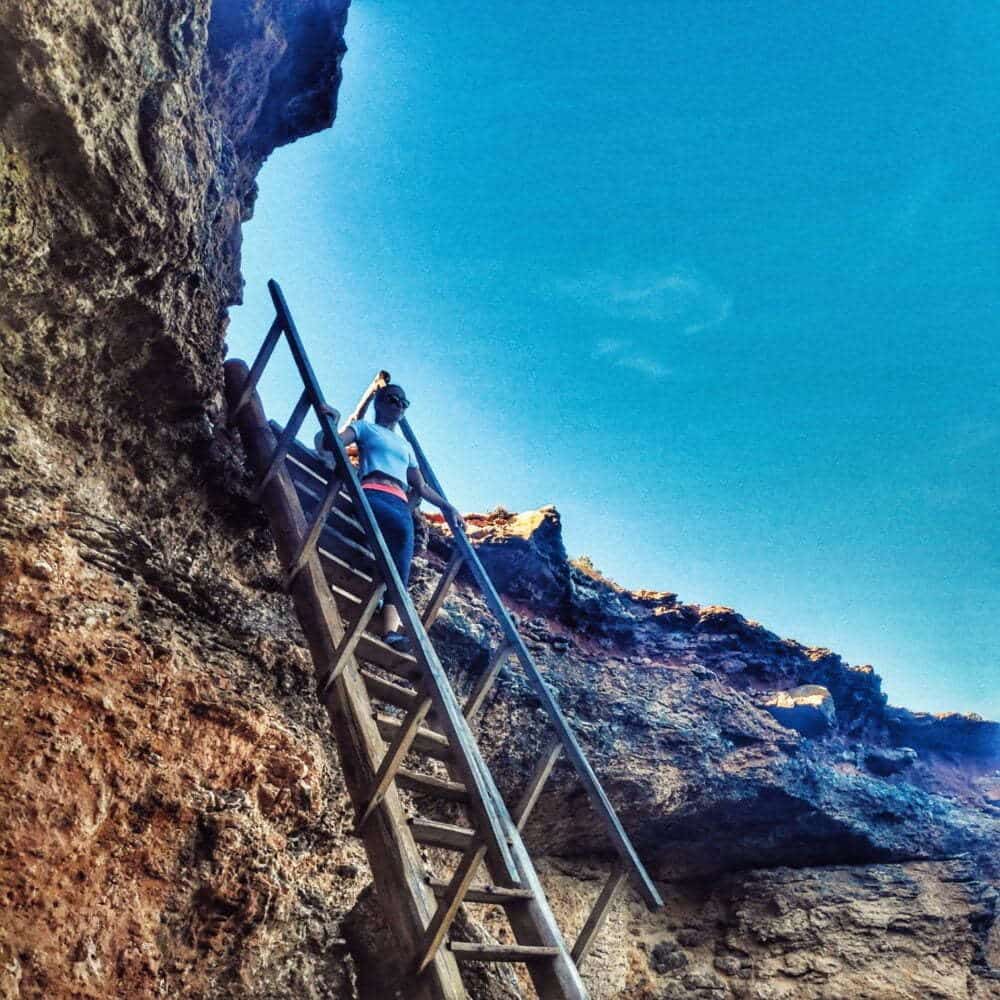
[409,816,475,851]
[277,430,352,483]
[330,581,363,620]
[426,879,535,905]
[317,546,374,597]
[357,634,421,678]
[375,714,450,761]
[317,521,376,572]
[285,450,355,508]
[359,669,420,711]
[448,942,560,964]
[292,475,367,544]
[396,768,468,802]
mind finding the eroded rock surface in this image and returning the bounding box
[1,2,998,999]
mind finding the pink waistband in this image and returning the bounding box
[363,481,408,503]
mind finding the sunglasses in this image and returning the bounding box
[384,393,409,409]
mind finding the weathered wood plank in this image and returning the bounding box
[426,880,534,905]
[360,669,420,711]
[292,471,368,543]
[396,768,468,802]
[570,868,628,967]
[317,546,373,596]
[320,585,386,696]
[228,317,282,423]
[409,817,476,852]
[421,549,464,628]
[416,843,489,974]
[513,739,563,832]
[449,943,560,964]
[375,714,451,761]
[358,694,435,828]
[252,389,312,502]
[463,642,512,720]
[285,469,347,587]
[357,635,421,678]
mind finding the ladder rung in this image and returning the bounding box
[319,584,386,698]
[285,451,354,508]
[358,695,434,829]
[293,477,367,543]
[330,582,363,618]
[317,547,373,596]
[359,669,419,710]
[396,768,468,802]
[448,942,560,964]
[375,715,450,761]
[357,634,421,678]
[274,429,347,482]
[426,879,534,904]
[317,521,376,570]
[409,816,474,851]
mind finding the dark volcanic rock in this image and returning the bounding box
[467,506,571,609]
[888,705,1000,759]
[761,683,836,736]
[864,745,919,776]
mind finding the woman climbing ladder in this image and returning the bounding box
[318,384,462,650]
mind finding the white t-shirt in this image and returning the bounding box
[349,419,418,486]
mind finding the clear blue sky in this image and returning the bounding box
[227,1,999,719]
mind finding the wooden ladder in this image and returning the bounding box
[223,280,662,1000]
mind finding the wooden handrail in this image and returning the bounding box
[398,416,663,910]
[265,281,524,887]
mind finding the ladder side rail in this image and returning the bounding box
[235,334,588,998]
[266,280,524,886]
[267,280,342,460]
[399,417,664,911]
[311,406,523,886]
[223,360,466,1000]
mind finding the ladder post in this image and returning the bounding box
[463,641,512,720]
[286,469,348,589]
[570,867,628,967]
[319,583,386,698]
[357,688,434,830]
[228,317,283,424]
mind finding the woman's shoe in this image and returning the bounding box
[383,631,412,653]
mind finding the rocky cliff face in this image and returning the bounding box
[1,3,998,1000]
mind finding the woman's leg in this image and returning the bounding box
[366,492,414,637]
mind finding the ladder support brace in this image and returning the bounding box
[571,867,628,967]
[319,584,386,699]
[286,470,346,589]
[415,843,489,975]
[514,738,563,831]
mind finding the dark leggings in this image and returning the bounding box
[365,489,414,586]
